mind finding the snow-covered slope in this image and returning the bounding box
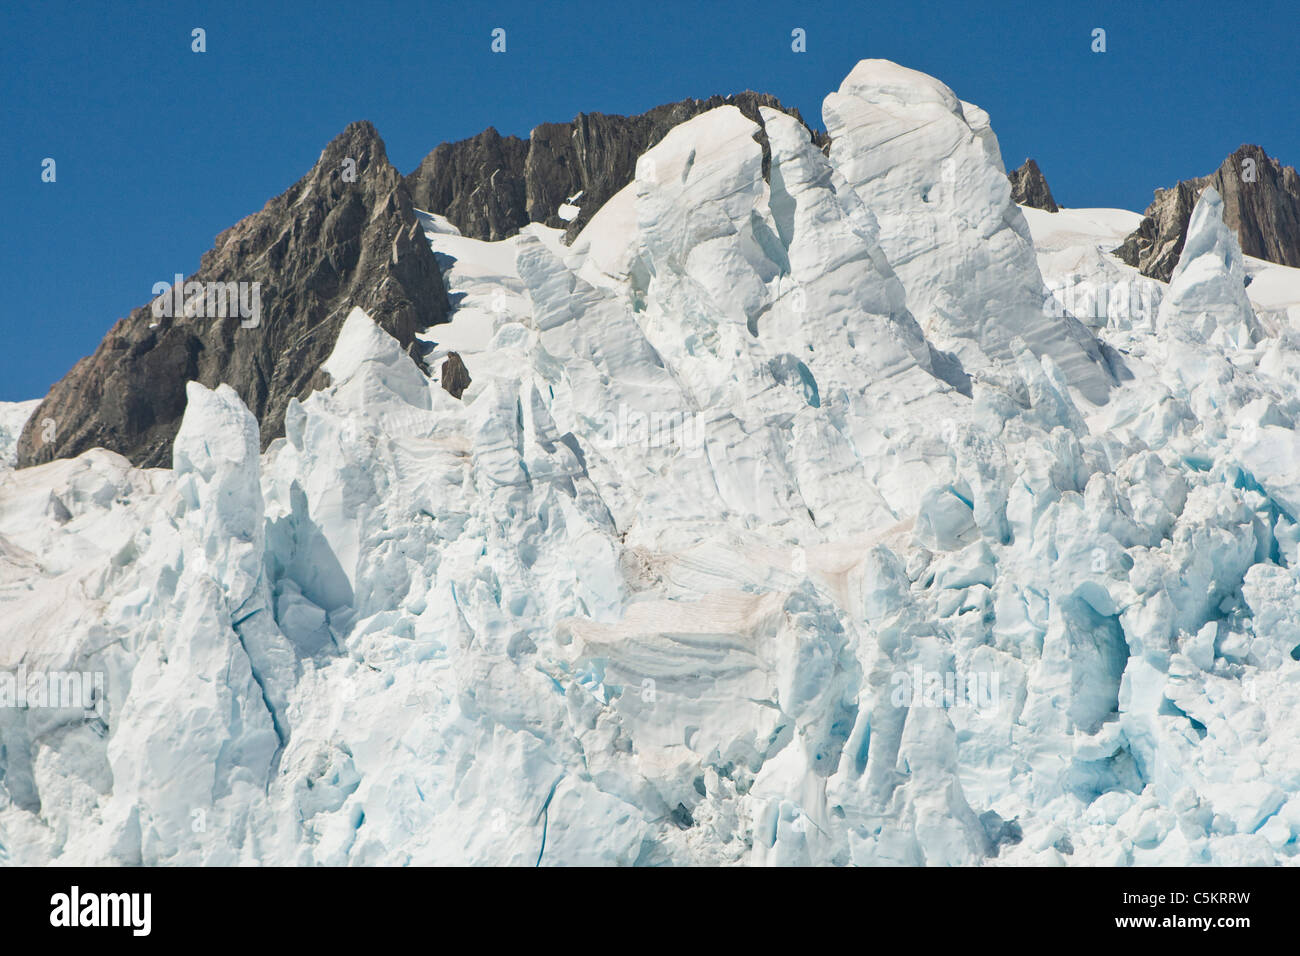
[0,400,39,471]
[4,60,1300,866]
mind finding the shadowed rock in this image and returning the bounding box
[403,128,531,243]
[18,121,449,469]
[1115,145,1300,281]
[406,93,828,244]
[1009,158,1059,212]
[440,352,471,399]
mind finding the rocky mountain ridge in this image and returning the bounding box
[1115,144,1300,281]
[404,93,826,243]
[17,121,448,469]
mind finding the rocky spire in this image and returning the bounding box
[17,121,450,469]
[1008,158,1059,212]
[1115,144,1300,282]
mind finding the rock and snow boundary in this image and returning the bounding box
[3,60,1300,865]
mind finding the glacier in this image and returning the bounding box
[3,59,1300,866]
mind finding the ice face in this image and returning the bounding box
[4,60,1300,866]
[823,59,1115,406]
[1157,187,1264,348]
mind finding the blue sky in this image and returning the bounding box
[3,0,1297,401]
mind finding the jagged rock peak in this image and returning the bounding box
[1115,144,1300,282]
[1009,158,1059,212]
[17,120,449,470]
[405,92,828,244]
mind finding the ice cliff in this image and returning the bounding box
[3,60,1300,866]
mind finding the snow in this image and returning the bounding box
[1244,256,1300,326]
[412,209,461,237]
[824,59,1114,405]
[4,59,1300,866]
[0,399,39,471]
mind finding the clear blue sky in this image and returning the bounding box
[3,0,1297,401]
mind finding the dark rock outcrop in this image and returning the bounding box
[18,121,449,469]
[406,94,826,243]
[1115,145,1300,281]
[403,128,531,242]
[1009,158,1059,212]
[440,352,471,400]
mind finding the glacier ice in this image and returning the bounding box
[3,60,1300,866]
[823,60,1114,404]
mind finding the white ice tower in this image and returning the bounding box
[823,60,1115,404]
[1156,186,1263,347]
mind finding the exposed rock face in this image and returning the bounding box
[440,352,471,399]
[1113,182,1200,283]
[1115,145,1300,282]
[17,122,449,470]
[1008,158,1059,212]
[406,93,827,243]
[402,128,531,242]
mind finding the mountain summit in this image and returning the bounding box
[17,121,447,469]
[1009,158,1059,212]
[404,93,824,243]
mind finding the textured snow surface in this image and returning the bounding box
[5,60,1300,865]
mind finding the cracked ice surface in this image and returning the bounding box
[4,60,1300,865]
